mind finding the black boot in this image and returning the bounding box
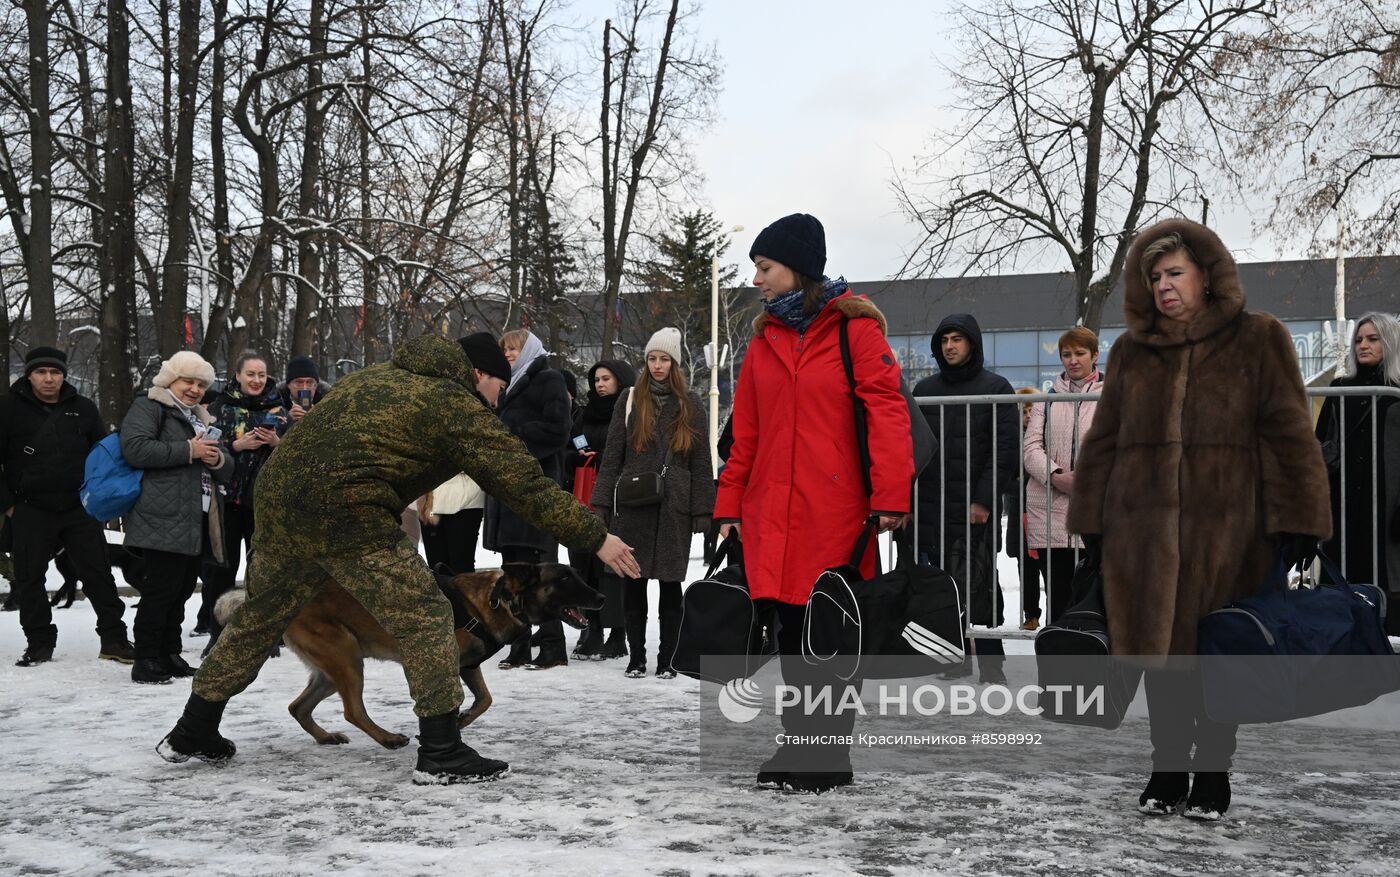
[1184,772,1231,821]
[99,635,136,664]
[157,693,237,763]
[597,627,627,659]
[164,653,197,678]
[624,600,646,678]
[15,644,55,667]
[132,657,174,685]
[1138,771,1189,815]
[412,710,510,785]
[657,601,682,677]
[498,639,531,670]
[756,745,801,789]
[572,618,603,660]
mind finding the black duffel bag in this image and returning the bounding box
[802,522,966,681]
[669,536,775,684]
[1033,551,1142,730]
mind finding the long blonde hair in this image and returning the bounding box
[629,362,699,455]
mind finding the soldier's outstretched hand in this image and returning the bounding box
[597,534,641,579]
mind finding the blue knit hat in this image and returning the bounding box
[749,213,826,281]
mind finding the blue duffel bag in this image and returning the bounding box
[1198,550,1400,724]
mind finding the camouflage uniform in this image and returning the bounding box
[193,334,608,716]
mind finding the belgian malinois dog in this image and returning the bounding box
[216,562,602,749]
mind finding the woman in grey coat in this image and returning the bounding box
[591,328,715,678]
[121,352,234,684]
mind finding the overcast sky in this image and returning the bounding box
[570,0,1307,282]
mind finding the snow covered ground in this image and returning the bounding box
[3,536,1400,876]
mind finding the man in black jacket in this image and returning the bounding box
[0,347,134,666]
[912,315,1018,682]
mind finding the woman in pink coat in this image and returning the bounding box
[1022,327,1104,623]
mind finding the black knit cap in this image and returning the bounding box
[285,355,320,383]
[458,332,512,383]
[748,213,826,281]
[25,346,68,377]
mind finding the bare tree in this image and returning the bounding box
[22,0,56,345]
[101,0,138,423]
[1221,1,1400,253]
[597,0,718,358]
[896,0,1268,331]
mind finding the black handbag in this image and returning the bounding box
[669,536,776,684]
[802,523,965,680]
[1033,553,1143,729]
[613,435,675,509]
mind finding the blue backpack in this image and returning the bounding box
[81,407,170,522]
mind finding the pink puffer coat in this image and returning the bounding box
[1022,371,1104,548]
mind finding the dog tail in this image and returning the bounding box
[213,589,247,626]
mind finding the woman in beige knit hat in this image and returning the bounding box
[119,351,235,684]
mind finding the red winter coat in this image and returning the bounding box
[715,292,913,605]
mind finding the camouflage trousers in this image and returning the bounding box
[192,538,463,717]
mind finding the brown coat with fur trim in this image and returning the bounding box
[1068,219,1332,655]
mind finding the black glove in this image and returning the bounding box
[1277,532,1319,570]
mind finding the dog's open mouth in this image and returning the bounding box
[561,607,589,629]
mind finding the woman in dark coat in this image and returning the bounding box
[568,358,637,660]
[121,352,235,685]
[1068,219,1331,821]
[1316,311,1400,632]
[485,329,574,669]
[196,351,290,638]
[592,328,713,678]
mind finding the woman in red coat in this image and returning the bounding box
[715,213,913,794]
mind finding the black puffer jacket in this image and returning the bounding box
[484,355,573,553]
[0,379,108,513]
[912,314,1018,556]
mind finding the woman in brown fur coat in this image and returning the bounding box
[1068,219,1331,821]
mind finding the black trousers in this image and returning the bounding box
[623,579,682,667]
[501,546,565,661]
[1144,669,1239,772]
[11,503,127,647]
[134,523,208,660]
[421,508,484,574]
[770,600,858,768]
[1032,546,1080,624]
[197,502,256,631]
[1019,548,1043,620]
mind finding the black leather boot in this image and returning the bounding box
[1138,771,1189,815]
[132,657,174,684]
[1184,772,1231,821]
[412,710,510,785]
[157,693,237,763]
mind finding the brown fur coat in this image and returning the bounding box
[1067,219,1332,655]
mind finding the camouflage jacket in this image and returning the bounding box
[253,334,608,558]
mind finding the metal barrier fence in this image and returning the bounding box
[910,385,1400,641]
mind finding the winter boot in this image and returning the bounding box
[99,636,136,664]
[164,653,198,678]
[623,599,647,678]
[527,645,568,670]
[597,627,627,659]
[157,693,237,763]
[657,601,682,677]
[756,745,801,789]
[572,622,602,660]
[412,710,510,785]
[15,644,54,667]
[781,771,854,795]
[498,640,531,670]
[1184,772,1231,821]
[132,657,174,685]
[1138,771,1189,815]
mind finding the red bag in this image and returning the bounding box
[573,453,598,510]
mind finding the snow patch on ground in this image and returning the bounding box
[2,538,1399,875]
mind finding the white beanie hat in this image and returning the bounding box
[645,327,684,366]
[153,350,216,389]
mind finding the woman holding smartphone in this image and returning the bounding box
[196,351,291,641]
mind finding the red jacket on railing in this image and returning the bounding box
[715,291,913,605]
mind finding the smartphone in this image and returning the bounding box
[296,389,313,409]
[203,426,223,442]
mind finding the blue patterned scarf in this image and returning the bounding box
[763,276,847,336]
